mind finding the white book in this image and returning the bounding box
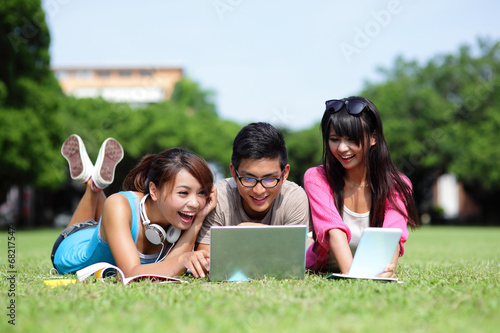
[76,262,186,285]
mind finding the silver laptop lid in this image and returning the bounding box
[209,225,307,282]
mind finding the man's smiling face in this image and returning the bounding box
[230,157,289,220]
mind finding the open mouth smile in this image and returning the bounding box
[250,195,268,205]
[178,211,196,223]
[340,154,355,161]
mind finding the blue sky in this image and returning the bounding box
[42,0,500,130]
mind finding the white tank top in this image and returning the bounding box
[342,206,370,252]
[325,206,369,271]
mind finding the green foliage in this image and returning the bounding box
[1,0,241,196]
[363,38,500,192]
[170,78,218,117]
[0,106,64,187]
[2,0,500,224]
[1,226,498,332]
[284,125,323,185]
[52,82,241,188]
[0,0,64,192]
[0,80,65,190]
[0,0,59,107]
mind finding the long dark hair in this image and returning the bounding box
[321,96,419,229]
[122,148,213,196]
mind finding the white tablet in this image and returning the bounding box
[327,227,402,281]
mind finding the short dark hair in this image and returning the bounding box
[231,122,288,171]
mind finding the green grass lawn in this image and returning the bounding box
[1,226,499,333]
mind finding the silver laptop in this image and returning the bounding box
[209,225,307,282]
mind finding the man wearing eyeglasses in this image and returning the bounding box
[196,122,312,252]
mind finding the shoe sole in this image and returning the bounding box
[61,135,85,180]
[96,139,123,185]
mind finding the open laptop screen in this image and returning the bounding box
[209,225,307,282]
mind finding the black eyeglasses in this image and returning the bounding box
[325,99,368,115]
[234,170,283,188]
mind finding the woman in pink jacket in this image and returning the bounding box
[305,96,420,278]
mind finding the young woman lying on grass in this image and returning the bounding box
[305,96,420,278]
[51,135,216,279]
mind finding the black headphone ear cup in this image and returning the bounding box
[145,224,166,245]
[166,225,181,243]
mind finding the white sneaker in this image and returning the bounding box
[92,138,124,190]
[61,134,94,184]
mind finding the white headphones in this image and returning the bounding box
[140,194,181,245]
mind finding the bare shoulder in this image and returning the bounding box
[103,192,129,208]
[100,192,134,238]
[102,192,133,222]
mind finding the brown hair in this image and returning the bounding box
[122,148,213,196]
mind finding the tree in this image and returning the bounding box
[170,78,218,117]
[0,0,62,107]
[0,1,241,225]
[56,80,241,192]
[362,37,500,222]
[0,0,65,193]
[283,125,323,186]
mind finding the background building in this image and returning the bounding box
[52,64,183,105]
[433,173,481,223]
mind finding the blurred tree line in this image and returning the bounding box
[277,38,500,224]
[361,38,500,223]
[1,0,499,226]
[0,0,245,226]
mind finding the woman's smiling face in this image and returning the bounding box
[328,125,374,172]
[154,169,208,230]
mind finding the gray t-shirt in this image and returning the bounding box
[197,177,312,244]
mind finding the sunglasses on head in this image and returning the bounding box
[325,99,368,115]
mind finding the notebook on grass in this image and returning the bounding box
[209,225,307,282]
[326,227,402,282]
